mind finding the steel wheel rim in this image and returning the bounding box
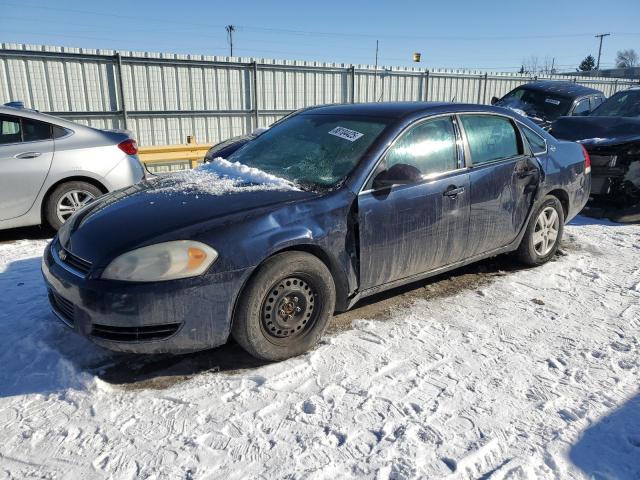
[56,190,95,224]
[533,206,559,256]
[260,276,319,344]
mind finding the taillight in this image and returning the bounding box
[580,144,591,174]
[118,139,138,155]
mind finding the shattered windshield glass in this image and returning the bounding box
[227,114,389,188]
[496,87,572,121]
[590,90,640,117]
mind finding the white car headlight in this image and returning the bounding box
[102,240,218,282]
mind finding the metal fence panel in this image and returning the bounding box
[1,43,637,146]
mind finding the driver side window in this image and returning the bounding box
[385,116,458,177]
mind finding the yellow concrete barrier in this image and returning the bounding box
[138,138,213,169]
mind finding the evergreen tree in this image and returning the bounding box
[578,55,596,71]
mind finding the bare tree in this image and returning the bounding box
[615,49,638,68]
[521,56,539,75]
[521,55,556,75]
[540,56,556,75]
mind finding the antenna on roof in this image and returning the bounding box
[4,101,24,108]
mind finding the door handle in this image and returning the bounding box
[15,152,42,159]
[443,186,465,198]
[517,168,537,178]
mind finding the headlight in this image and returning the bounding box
[102,240,218,282]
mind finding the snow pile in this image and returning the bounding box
[151,157,297,195]
[505,106,529,118]
[0,218,639,478]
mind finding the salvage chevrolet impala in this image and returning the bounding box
[42,103,591,360]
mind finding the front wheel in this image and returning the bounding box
[517,195,565,266]
[232,252,336,361]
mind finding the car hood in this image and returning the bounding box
[59,162,318,265]
[551,116,640,146]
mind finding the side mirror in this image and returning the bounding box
[372,163,422,189]
[490,96,499,105]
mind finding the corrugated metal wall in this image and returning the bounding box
[1,43,637,146]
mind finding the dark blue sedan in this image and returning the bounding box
[42,102,591,360]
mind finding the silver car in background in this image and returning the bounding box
[0,103,145,231]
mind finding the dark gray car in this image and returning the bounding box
[492,81,605,129]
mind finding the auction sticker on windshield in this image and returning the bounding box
[329,126,364,142]
[545,98,561,105]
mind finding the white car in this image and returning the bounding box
[0,102,146,231]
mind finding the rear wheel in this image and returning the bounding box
[44,181,102,230]
[232,252,336,361]
[517,195,565,266]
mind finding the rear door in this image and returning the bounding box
[358,115,470,290]
[0,114,55,220]
[459,114,540,257]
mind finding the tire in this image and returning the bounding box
[517,195,565,266]
[232,252,336,361]
[44,181,102,231]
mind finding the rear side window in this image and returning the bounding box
[521,125,546,155]
[386,116,458,176]
[0,115,22,144]
[22,118,52,142]
[460,115,520,165]
[0,115,52,144]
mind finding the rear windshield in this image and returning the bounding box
[497,87,572,121]
[228,114,389,188]
[590,90,640,117]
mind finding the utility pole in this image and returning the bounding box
[226,25,236,57]
[373,40,379,102]
[594,33,610,70]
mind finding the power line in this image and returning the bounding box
[3,2,640,42]
[1,29,621,71]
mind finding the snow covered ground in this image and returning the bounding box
[0,217,638,479]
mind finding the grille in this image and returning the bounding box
[61,249,92,275]
[49,290,75,327]
[53,240,92,276]
[91,323,182,342]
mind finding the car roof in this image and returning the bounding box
[301,101,504,119]
[517,81,602,98]
[0,105,97,131]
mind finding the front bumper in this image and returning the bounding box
[41,242,251,354]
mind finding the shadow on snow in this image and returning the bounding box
[569,393,640,479]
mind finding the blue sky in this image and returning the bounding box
[1,0,639,72]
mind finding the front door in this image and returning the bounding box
[358,115,470,290]
[0,114,54,220]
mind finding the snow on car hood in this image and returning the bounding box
[59,159,314,264]
[151,157,298,195]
